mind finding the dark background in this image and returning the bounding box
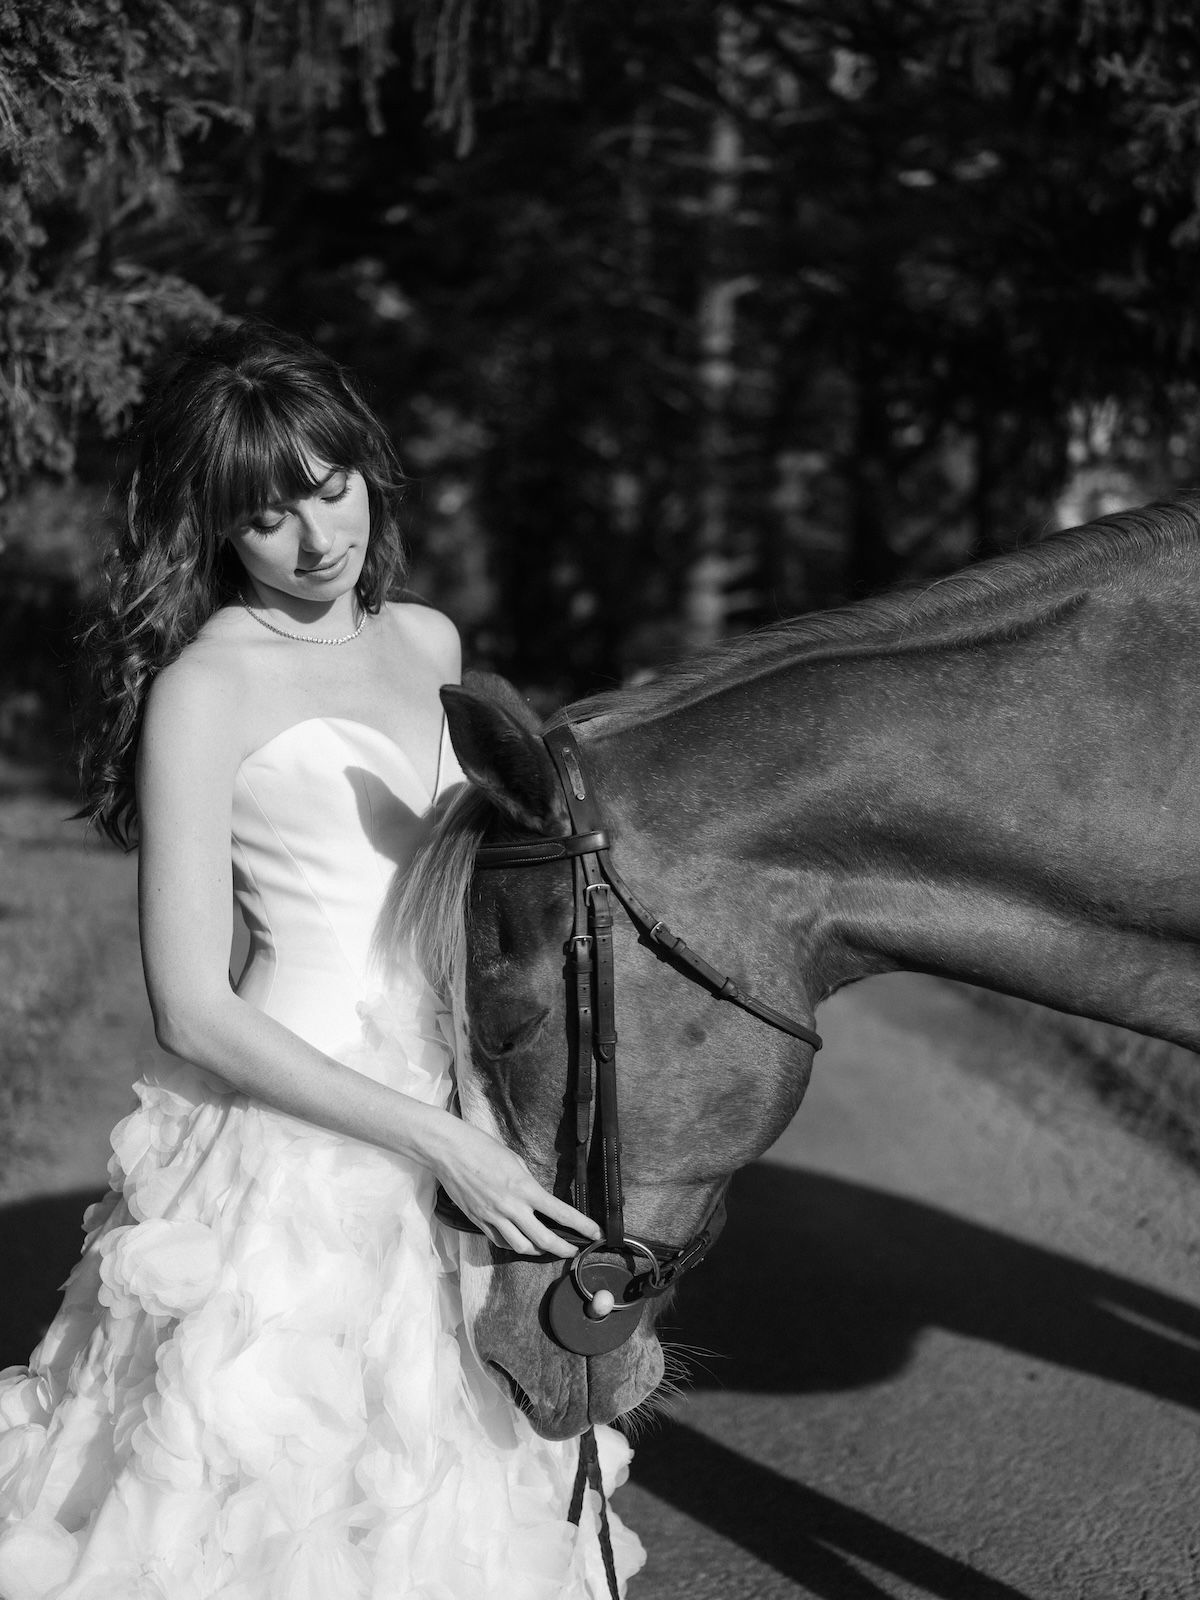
[6,1,1200,778]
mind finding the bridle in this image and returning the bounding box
[434,722,822,1357]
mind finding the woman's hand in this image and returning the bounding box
[431,1116,601,1259]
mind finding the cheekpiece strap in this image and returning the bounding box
[542,726,607,834]
[542,725,625,1250]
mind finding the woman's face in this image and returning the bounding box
[226,465,371,606]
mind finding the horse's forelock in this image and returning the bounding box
[379,668,549,1030]
[378,784,494,1009]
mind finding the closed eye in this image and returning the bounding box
[473,1008,549,1061]
[245,471,349,533]
[248,512,287,535]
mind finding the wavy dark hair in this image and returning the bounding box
[77,322,408,848]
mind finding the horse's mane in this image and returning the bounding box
[381,496,1200,996]
[563,497,1200,734]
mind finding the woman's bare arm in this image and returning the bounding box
[135,640,597,1258]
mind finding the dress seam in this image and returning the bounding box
[235,770,368,1005]
[230,806,277,1016]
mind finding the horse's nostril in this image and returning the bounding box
[487,1361,534,1417]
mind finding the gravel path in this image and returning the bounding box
[0,795,148,1206]
[2,795,1197,1597]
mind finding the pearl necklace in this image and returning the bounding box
[242,596,366,646]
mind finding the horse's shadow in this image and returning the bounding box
[631,1161,1199,1598]
[630,1424,1033,1600]
[4,1170,1197,1600]
[659,1161,1200,1408]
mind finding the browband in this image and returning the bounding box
[475,830,610,869]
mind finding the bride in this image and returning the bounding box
[0,324,645,1597]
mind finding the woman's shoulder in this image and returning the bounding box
[143,609,264,765]
[156,605,261,694]
[384,598,461,679]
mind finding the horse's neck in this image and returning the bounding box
[594,591,1200,1051]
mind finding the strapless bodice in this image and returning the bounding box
[230,715,464,1056]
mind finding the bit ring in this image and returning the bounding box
[570,1235,661,1317]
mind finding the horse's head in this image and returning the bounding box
[392,674,817,1439]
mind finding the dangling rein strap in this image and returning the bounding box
[569,1426,621,1599]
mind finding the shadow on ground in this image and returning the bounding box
[5,1167,1198,1597]
[628,1161,1199,1597]
[632,1424,1033,1600]
[0,1190,104,1367]
[655,1162,1200,1410]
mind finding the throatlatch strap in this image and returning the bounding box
[598,856,823,1051]
[542,723,823,1056]
[473,726,821,1054]
[568,1426,621,1600]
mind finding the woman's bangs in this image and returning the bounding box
[199,387,367,535]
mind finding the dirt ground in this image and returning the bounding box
[0,790,150,1205]
[623,977,1199,1600]
[2,790,1198,1599]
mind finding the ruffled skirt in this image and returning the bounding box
[0,986,644,1598]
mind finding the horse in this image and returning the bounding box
[384,501,1200,1442]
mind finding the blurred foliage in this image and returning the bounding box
[0,0,227,489]
[7,0,1200,731]
[0,0,529,774]
[0,0,532,490]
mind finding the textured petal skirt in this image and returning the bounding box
[0,989,644,1599]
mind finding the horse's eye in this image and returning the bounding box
[474,1008,549,1061]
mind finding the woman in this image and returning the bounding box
[0,325,645,1597]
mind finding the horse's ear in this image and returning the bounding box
[441,676,568,834]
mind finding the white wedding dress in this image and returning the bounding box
[0,716,645,1599]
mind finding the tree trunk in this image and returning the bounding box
[684,10,755,652]
[847,352,901,597]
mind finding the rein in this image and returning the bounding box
[435,723,822,1353]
